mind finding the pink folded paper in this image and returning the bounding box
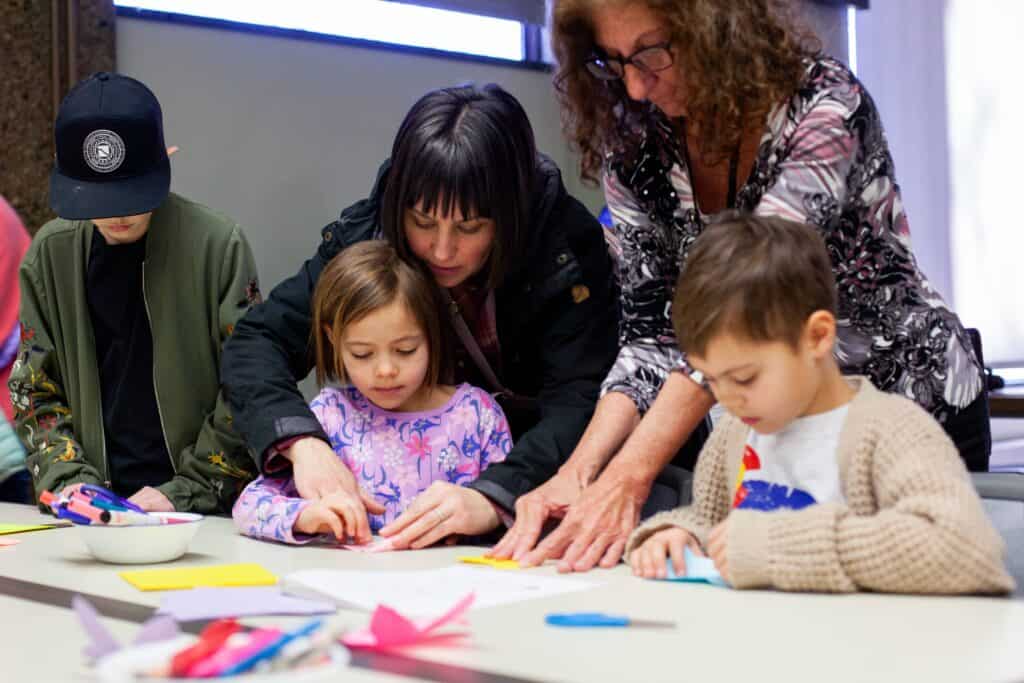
[340,538,394,553]
[341,592,474,651]
[0,538,21,547]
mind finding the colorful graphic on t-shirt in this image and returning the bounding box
[732,444,818,511]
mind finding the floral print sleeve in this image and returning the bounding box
[231,474,313,544]
[11,267,104,500]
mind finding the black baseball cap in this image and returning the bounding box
[50,72,170,220]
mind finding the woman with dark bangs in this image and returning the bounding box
[491,0,989,572]
[222,84,620,547]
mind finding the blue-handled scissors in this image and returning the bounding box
[545,612,675,629]
[78,483,146,513]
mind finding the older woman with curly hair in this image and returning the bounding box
[493,0,990,573]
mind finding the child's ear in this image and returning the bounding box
[803,310,837,358]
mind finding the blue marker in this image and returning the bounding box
[219,618,324,676]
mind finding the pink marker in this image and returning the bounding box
[187,628,283,678]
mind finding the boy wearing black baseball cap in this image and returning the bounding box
[10,72,259,513]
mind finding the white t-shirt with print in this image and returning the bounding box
[732,404,850,511]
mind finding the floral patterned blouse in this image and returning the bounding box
[601,56,984,424]
[232,383,511,544]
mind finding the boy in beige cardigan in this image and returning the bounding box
[627,215,1013,594]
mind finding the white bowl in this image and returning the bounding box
[76,512,203,564]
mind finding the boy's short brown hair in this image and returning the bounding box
[310,240,446,387]
[672,214,837,357]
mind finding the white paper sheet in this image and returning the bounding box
[282,565,600,616]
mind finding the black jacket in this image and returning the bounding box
[221,156,619,511]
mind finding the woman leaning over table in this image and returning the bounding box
[492,0,990,572]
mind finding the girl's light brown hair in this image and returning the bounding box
[310,240,447,387]
[672,213,837,358]
[551,0,820,183]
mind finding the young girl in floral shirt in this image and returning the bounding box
[232,241,511,545]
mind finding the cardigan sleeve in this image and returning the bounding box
[727,400,1014,594]
[625,417,737,560]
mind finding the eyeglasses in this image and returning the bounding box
[584,42,674,81]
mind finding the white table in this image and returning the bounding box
[1,502,1023,683]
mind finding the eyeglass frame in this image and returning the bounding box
[584,41,675,81]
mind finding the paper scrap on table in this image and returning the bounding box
[0,537,21,547]
[120,563,278,592]
[283,565,599,616]
[457,554,520,570]
[341,537,395,553]
[342,592,474,651]
[0,522,68,536]
[73,595,180,661]
[156,586,336,622]
[663,547,729,587]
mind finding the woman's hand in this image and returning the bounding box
[520,471,650,572]
[379,482,500,550]
[488,469,587,561]
[293,488,386,543]
[629,527,702,579]
[287,437,369,502]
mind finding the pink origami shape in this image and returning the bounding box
[341,592,473,651]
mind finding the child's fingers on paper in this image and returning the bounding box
[668,537,687,578]
[322,498,357,541]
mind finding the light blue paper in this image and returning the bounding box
[663,547,729,587]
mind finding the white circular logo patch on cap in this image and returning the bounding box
[82,129,126,173]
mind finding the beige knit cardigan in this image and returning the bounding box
[626,377,1015,594]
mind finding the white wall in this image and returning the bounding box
[116,16,603,295]
[854,1,954,304]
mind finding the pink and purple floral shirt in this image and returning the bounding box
[232,383,511,544]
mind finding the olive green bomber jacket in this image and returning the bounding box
[9,193,260,513]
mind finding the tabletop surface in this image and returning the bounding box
[1,502,1023,683]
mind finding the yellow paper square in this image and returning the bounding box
[457,554,521,570]
[0,523,66,536]
[120,563,278,591]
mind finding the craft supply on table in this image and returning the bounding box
[662,547,729,587]
[545,612,676,629]
[121,563,279,591]
[156,587,335,622]
[457,554,520,570]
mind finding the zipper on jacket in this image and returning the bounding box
[96,384,111,488]
[141,262,177,475]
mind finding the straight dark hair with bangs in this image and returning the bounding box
[379,83,538,290]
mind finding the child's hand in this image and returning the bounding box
[707,520,731,583]
[294,489,382,542]
[128,486,175,512]
[629,527,701,579]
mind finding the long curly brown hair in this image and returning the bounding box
[552,0,821,183]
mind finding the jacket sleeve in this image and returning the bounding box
[726,402,1015,594]
[157,226,261,513]
[220,235,332,474]
[625,418,735,561]
[10,264,104,505]
[468,196,620,509]
[599,168,694,415]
